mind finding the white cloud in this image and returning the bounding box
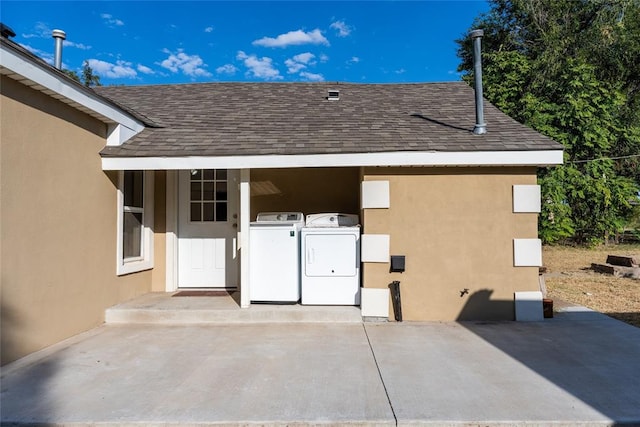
[21,22,91,52]
[22,22,50,39]
[204,26,214,33]
[22,44,54,64]
[285,52,316,74]
[253,29,329,48]
[216,64,238,75]
[319,53,329,62]
[348,56,360,64]
[284,59,305,74]
[101,13,124,27]
[88,59,137,79]
[160,49,212,77]
[330,20,352,37]
[395,68,406,74]
[137,64,154,74]
[237,51,282,80]
[300,71,324,81]
[292,52,315,64]
[63,40,91,50]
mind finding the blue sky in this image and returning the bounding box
[2,1,490,85]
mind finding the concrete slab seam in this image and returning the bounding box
[362,323,398,426]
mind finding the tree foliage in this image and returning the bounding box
[457,0,640,245]
[63,61,101,87]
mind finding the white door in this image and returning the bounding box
[178,169,238,288]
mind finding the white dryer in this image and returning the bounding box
[249,212,304,303]
[300,213,361,305]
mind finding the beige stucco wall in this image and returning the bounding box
[362,167,540,321]
[0,76,153,365]
[250,168,360,219]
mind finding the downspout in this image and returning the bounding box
[470,29,486,135]
[52,29,66,70]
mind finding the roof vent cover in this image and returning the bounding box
[327,89,340,101]
[1,23,16,39]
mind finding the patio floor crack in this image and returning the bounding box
[362,323,397,426]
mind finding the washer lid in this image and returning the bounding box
[255,212,304,222]
[305,213,359,227]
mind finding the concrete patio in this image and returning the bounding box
[104,292,363,324]
[2,298,640,426]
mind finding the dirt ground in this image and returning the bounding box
[542,244,640,327]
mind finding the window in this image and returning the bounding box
[189,169,228,222]
[117,170,154,275]
[123,171,144,259]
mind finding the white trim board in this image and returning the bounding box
[102,150,564,170]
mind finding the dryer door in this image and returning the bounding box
[304,233,358,277]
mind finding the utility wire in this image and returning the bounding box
[565,153,640,164]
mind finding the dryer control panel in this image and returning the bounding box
[305,213,359,227]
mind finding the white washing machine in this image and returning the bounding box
[249,212,304,303]
[300,213,361,305]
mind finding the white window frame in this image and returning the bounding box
[116,170,154,275]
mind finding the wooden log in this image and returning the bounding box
[592,263,615,275]
[592,263,640,279]
[606,255,638,267]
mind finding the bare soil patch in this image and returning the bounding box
[542,244,640,327]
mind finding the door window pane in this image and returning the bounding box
[191,202,202,222]
[203,169,215,180]
[190,182,201,201]
[216,182,227,201]
[203,203,215,221]
[203,182,215,201]
[216,202,227,222]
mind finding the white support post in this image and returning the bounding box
[165,170,178,292]
[239,169,251,308]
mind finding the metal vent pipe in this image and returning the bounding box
[52,29,66,70]
[470,29,486,135]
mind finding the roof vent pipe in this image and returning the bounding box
[52,29,66,70]
[470,29,486,135]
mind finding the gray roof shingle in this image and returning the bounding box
[95,82,562,158]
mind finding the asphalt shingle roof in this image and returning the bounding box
[95,82,562,158]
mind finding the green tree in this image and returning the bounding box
[81,60,101,87]
[62,61,101,87]
[457,0,640,245]
[62,68,81,83]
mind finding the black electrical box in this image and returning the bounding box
[390,255,405,273]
